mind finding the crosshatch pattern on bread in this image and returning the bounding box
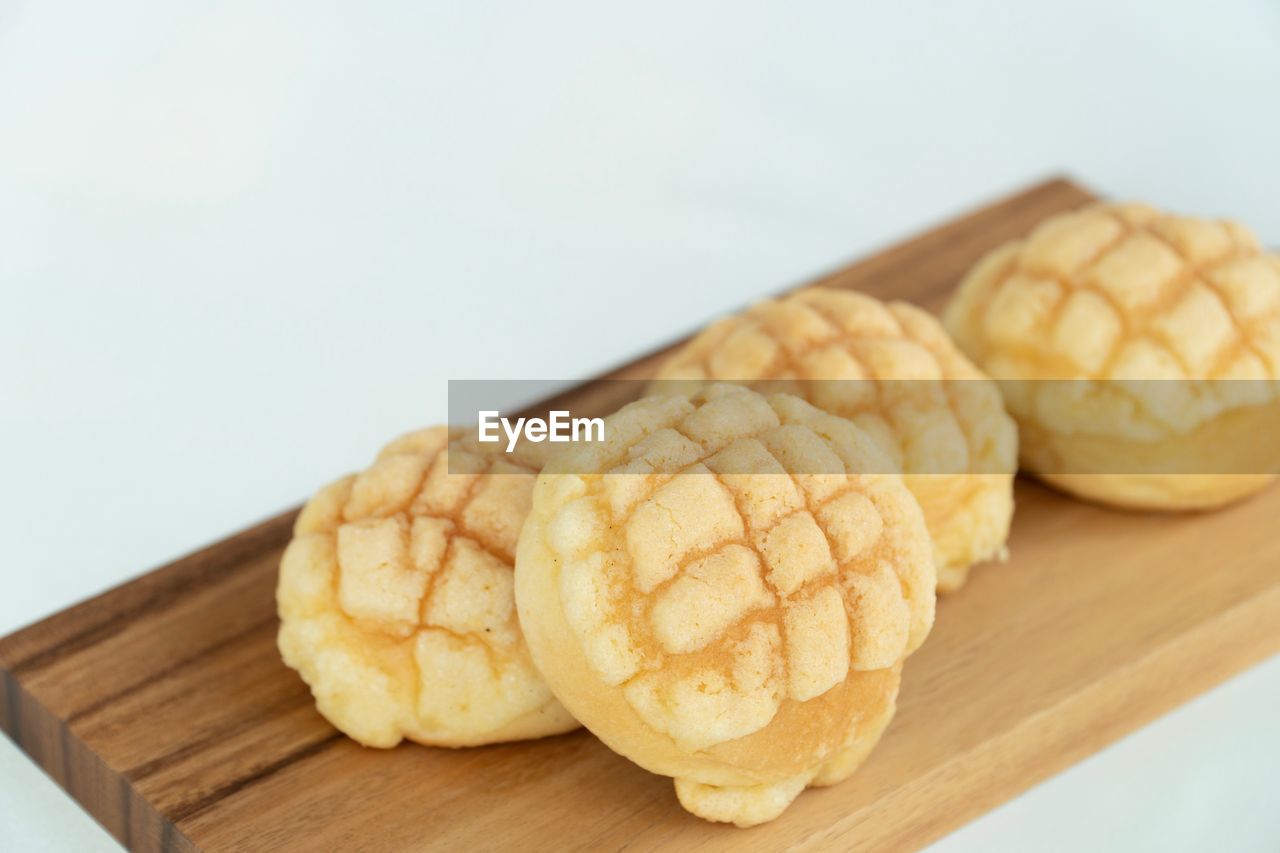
[650,287,1017,592]
[515,384,936,826]
[944,202,1280,508]
[277,427,578,748]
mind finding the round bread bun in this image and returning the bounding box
[944,203,1280,510]
[515,384,935,826]
[277,427,578,748]
[650,287,1017,593]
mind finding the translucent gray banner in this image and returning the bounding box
[446,379,1280,476]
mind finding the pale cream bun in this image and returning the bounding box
[945,203,1280,510]
[277,427,578,748]
[515,384,935,826]
[650,287,1017,593]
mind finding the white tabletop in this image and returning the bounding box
[2,2,1278,850]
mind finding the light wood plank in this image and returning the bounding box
[4,177,1276,852]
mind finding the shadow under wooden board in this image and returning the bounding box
[3,177,1279,852]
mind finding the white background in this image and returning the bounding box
[2,2,1279,850]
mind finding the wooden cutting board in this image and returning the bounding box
[3,178,1278,853]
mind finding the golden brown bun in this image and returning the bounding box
[277,427,578,748]
[945,202,1280,510]
[515,385,935,826]
[650,287,1017,592]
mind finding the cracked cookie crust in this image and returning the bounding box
[651,287,1017,592]
[945,203,1280,509]
[515,385,935,826]
[277,427,578,748]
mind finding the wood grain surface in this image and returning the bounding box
[4,177,1278,852]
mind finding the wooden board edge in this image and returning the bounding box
[0,514,299,850]
[807,173,1091,286]
[797,577,1280,851]
[1,668,198,853]
[0,511,298,676]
